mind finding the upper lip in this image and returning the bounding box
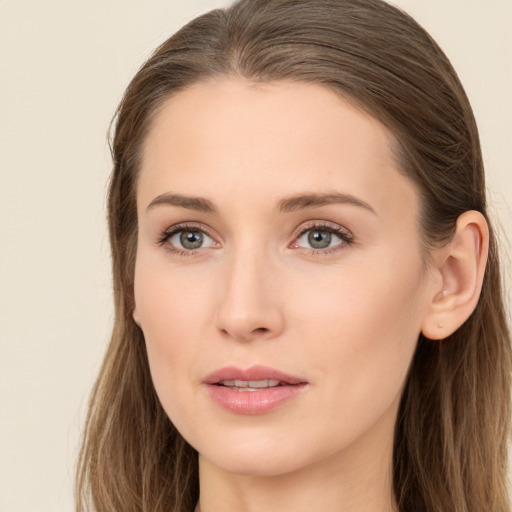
[204,365,307,385]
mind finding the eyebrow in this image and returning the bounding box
[147,193,215,213]
[146,191,376,215]
[276,192,376,215]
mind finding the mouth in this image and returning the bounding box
[204,365,308,414]
[216,379,287,391]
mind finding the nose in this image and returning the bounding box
[215,248,285,342]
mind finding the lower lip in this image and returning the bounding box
[206,383,308,415]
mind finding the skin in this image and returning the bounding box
[132,79,470,512]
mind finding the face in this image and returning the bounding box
[133,79,436,478]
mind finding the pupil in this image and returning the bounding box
[180,231,203,249]
[308,230,331,249]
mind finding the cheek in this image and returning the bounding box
[133,257,215,414]
[290,251,426,430]
[134,247,216,340]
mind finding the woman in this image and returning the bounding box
[76,0,511,511]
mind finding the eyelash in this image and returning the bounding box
[156,222,217,257]
[156,221,354,257]
[292,221,354,256]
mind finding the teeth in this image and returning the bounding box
[220,379,281,390]
[249,379,280,388]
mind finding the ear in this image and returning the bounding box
[421,210,489,340]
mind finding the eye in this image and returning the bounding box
[158,224,218,254]
[291,223,353,253]
[302,230,335,249]
[171,229,214,250]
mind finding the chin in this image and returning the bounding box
[194,428,309,477]
[204,449,302,478]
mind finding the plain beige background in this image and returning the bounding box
[0,1,510,510]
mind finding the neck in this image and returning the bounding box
[196,410,398,512]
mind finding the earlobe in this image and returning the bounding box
[421,211,489,340]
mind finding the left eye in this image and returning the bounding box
[294,227,348,250]
[168,229,216,250]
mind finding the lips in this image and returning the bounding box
[204,365,306,385]
[204,365,308,414]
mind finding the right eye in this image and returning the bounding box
[158,225,218,254]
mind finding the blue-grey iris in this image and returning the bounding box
[180,231,203,249]
[308,230,331,249]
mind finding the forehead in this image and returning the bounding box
[138,78,418,222]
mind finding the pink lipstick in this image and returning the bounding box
[204,365,308,415]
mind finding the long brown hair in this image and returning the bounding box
[76,1,511,510]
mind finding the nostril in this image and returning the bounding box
[252,327,270,335]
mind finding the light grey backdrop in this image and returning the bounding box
[0,1,510,510]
